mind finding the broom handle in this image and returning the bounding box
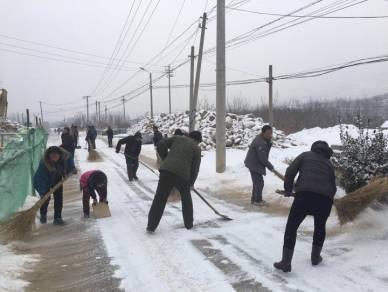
[272,169,285,181]
[33,175,71,210]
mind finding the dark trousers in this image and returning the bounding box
[283,191,333,250]
[147,171,193,231]
[108,136,113,147]
[125,156,139,180]
[249,170,264,202]
[82,186,107,215]
[88,139,96,151]
[40,186,63,219]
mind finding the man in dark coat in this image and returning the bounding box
[106,126,114,148]
[116,131,142,181]
[153,125,163,165]
[70,124,79,148]
[61,127,75,157]
[33,146,76,225]
[274,140,337,273]
[147,131,202,232]
[244,125,274,206]
[86,125,97,151]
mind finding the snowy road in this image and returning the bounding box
[76,137,388,292]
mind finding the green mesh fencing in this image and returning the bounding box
[0,127,48,221]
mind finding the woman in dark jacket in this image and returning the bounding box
[33,146,76,225]
[274,140,337,272]
[61,127,75,156]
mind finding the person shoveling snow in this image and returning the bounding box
[274,141,336,273]
[146,131,202,233]
[80,170,108,218]
[116,131,142,181]
[244,125,275,207]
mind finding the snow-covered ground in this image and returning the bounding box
[76,128,388,292]
[0,244,38,292]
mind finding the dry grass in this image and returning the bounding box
[0,177,68,242]
[334,176,388,225]
[87,150,102,162]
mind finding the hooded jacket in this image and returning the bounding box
[244,134,273,175]
[33,147,75,195]
[284,141,337,199]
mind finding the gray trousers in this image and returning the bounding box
[249,170,264,202]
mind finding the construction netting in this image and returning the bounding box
[0,127,48,221]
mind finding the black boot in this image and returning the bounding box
[311,245,323,266]
[274,248,294,272]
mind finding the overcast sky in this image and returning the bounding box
[1,0,388,122]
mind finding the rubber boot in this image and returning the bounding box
[274,248,294,272]
[311,245,323,266]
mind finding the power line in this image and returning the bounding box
[227,6,388,19]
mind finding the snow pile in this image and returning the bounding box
[130,111,296,150]
[288,124,359,146]
[0,119,21,132]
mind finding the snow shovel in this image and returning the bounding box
[92,202,111,219]
[137,159,233,221]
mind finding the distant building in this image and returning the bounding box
[0,88,8,119]
[381,121,388,129]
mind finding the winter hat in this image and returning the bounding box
[189,131,202,143]
[311,140,333,159]
[134,131,142,139]
[89,171,107,187]
[46,146,62,156]
[174,129,184,136]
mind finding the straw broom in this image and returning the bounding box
[0,176,70,241]
[272,170,388,225]
[87,139,102,162]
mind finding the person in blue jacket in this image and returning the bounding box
[33,146,76,225]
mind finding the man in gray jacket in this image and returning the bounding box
[244,125,274,206]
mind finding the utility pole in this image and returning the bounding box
[98,102,101,122]
[95,100,98,122]
[216,0,226,173]
[26,109,30,128]
[83,96,90,124]
[105,105,108,121]
[189,46,195,131]
[121,96,126,120]
[267,65,274,126]
[166,65,173,114]
[192,13,207,130]
[149,72,153,120]
[39,101,44,123]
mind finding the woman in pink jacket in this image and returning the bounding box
[80,170,108,218]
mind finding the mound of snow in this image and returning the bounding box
[130,111,296,150]
[288,124,359,146]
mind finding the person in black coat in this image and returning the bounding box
[152,125,163,165]
[116,131,142,181]
[61,127,75,159]
[106,126,114,147]
[274,141,337,273]
[86,125,97,151]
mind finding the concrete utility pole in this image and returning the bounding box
[95,101,98,121]
[166,65,173,114]
[83,96,90,124]
[140,67,154,120]
[192,13,207,130]
[189,46,195,131]
[39,101,44,123]
[267,65,274,126]
[105,105,108,120]
[98,101,101,122]
[216,0,226,173]
[26,109,30,128]
[149,72,153,120]
[121,96,126,120]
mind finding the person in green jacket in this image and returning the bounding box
[147,131,202,232]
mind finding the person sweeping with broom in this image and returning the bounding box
[274,140,336,273]
[33,146,77,226]
[116,131,142,181]
[147,131,202,233]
